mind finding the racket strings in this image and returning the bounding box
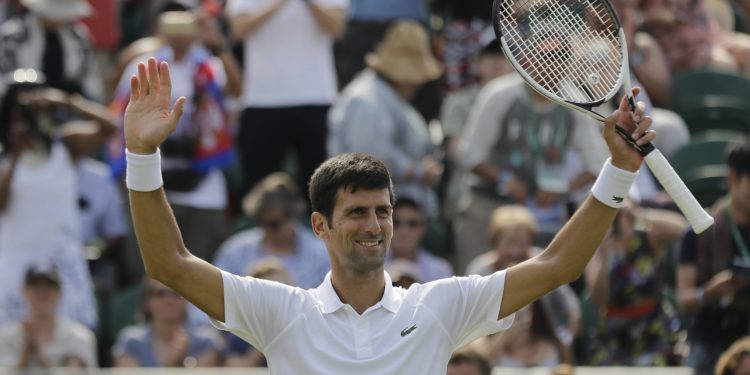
[497,0,624,104]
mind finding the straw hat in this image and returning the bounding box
[365,21,443,85]
[21,0,92,23]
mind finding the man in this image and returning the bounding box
[446,350,491,375]
[0,0,103,100]
[386,197,453,282]
[328,21,444,216]
[677,142,750,374]
[226,0,347,198]
[122,57,654,373]
[0,266,97,368]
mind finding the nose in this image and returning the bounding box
[363,210,382,235]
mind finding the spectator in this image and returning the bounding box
[469,299,572,367]
[677,142,750,374]
[110,7,240,262]
[212,172,330,288]
[334,0,427,89]
[113,278,221,367]
[467,205,581,347]
[584,200,687,365]
[227,0,347,198]
[0,0,103,101]
[715,336,750,375]
[0,74,116,329]
[386,197,453,282]
[328,21,444,216]
[224,258,293,368]
[455,72,608,272]
[77,156,129,291]
[446,349,492,375]
[387,259,423,289]
[440,29,511,217]
[0,265,97,369]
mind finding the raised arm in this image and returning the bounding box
[304,1,346,39]
[125,58,224,322]
[499,88,656,319]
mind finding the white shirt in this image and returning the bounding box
[212,270,514,374]
[0,319,98,368]
[226,0,348,107]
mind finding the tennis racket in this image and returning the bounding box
[492,0,714,233]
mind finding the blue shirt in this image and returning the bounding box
[348,0,426,21]
[112,325,219,367]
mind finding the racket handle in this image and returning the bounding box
[643,149,714,234]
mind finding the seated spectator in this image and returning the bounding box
[224,259,294,368]
[467,205,581,345]
[469,299,572,367]
[213,172,330,288]
[0,265,97,369]
[715,336,750,375]
[113,278,221,367]
[447,349,492,375]
[584,200,687,365]
[386,197,453,282]
[328,21,444,217]
[0,74,116,329]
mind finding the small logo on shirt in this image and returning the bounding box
[400,324,418,337]
[612,195,624,204]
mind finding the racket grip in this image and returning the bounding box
[643,149,714,234]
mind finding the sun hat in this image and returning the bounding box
[21,0,92,23]
[365,21,443,85]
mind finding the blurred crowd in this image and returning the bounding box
[0,0,748,374]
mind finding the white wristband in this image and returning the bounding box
[590,158,638,208]
[126,148,163,192]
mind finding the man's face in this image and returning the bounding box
[314,188,393,274]
[730,171,750,219]
[391,205,425,258]
[23,281,61,317]
[494,229,533,269]
[477,54,510,84]
[447,363,483,375]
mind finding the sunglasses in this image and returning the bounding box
[393,218,422,229]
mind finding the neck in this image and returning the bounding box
[262,231,296,254]
[330,267,385,315]
[172,48,188,62]
[152,318,182,339]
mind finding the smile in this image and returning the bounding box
[355,240,382,247]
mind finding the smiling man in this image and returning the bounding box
[123,58,655,374]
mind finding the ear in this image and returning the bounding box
[311,212,330,241]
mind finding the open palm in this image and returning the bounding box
[124,58,186,154]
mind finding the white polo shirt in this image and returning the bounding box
[212,270,514,374]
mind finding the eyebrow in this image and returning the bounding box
[344,204,392,214]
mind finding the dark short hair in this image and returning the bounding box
[309,153,394,224]
[448,350,492,375]
[393,196,422,213]
[728,142,750,178]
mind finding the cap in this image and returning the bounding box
[24,264,61,287]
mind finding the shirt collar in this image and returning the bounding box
[317,271,402,314]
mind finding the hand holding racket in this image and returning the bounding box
[492,0,714,233]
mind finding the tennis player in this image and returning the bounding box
[124,58,655,373]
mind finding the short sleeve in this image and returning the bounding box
[423,271,514,349]
[210,271,308,351]
[0,324,21,367]
[111,326,147,362]
[678,229,698,265]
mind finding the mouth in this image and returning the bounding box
[355,239,383,248]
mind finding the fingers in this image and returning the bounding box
[137,63,149,96]
[159,61,172,108]
[147,57,160,95]
[130,75,139,101]
[170,96,187,126]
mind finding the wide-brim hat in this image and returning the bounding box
[365,21,443,85]
[21,0,92,23]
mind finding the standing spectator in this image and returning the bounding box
[334,0,427,89]
[386,197,453,282]
[455,73,608,272]
[446,350,492,375]
[77,156,129,291]
[227,0,347,197]
[0,0,103,101]
[584,200,687,365]
[467,205,581,347]
[0,76,116,329]
[328,21,444,216]
[440,30,510,217]
[0,265,97,369]
[677,142,750,374]
[110,8,241,261]
[113,278,221,367]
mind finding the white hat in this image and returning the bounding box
[22,0,92,23]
